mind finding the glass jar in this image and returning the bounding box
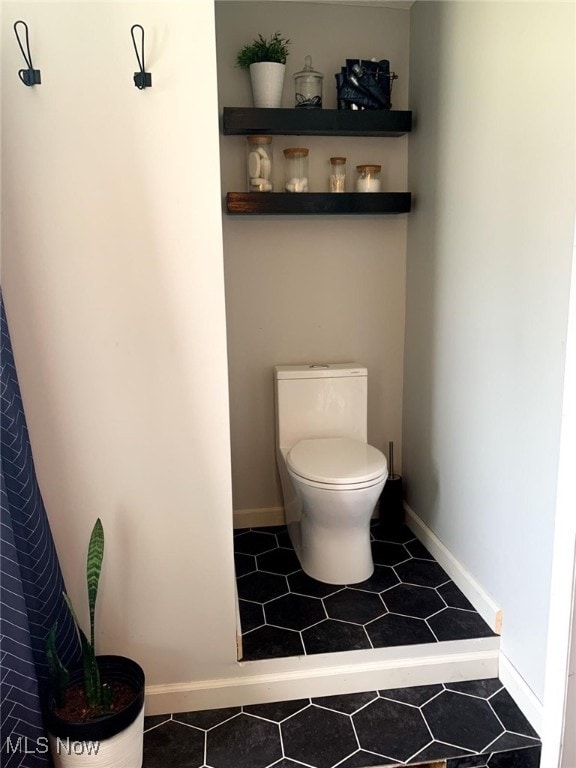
[329,157,346,192]
[246,135,273,192]
[293,55,323,109]
[355,164,381,192]
[284,148,309,192]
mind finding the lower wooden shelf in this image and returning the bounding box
[225,192,411,216]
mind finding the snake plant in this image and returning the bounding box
[48,518,112,711]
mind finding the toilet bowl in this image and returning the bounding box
[274,363,389,585]
[284,437,388,584]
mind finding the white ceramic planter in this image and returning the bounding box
[48,707,144,768]
[249,62,285,108]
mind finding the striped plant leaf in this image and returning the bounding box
[87,518,104,649]
[63,591,102,708]
[56,521,108,712]
[81,636,102,708]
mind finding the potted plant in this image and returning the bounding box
[45,519,145,767]
[236,31,291,108]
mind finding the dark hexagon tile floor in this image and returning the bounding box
[235,522,496,661]
[143,679,540,768]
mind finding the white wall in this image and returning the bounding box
[216,1,411,514]
[562,587,576,766]
[2,1,238,687]
[541,226,576,764]
[404,1,575,702]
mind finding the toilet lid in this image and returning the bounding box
[287,437,387,485]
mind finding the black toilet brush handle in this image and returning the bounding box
[389,441,394,477]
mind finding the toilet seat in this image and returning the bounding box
[287,437,387,488]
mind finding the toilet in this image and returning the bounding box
[274,363,388,585]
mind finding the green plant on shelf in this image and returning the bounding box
[236,31,291,68]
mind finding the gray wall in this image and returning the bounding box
[404,0,575,700]
[216,1,411,512]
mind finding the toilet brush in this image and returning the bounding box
[379,441,404,529]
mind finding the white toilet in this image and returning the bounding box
[274,363,388,585]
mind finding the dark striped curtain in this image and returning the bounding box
[1,291,80,767]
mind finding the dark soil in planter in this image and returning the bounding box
[54,680,137,723]
[46,656,145,741]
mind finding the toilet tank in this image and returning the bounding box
[275,363,368,452]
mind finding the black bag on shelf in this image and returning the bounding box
[335,59,398,110]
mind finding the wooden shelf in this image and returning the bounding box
[223,108,412,216]
[223,107,412,137]
[226,192,412,216]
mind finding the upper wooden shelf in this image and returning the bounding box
[222,107,412,137]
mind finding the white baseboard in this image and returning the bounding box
[144,638,499,716]
[233,507,285,529]
[404,504,502,634]
[498,652,543,735]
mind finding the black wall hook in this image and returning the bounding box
[130,24,151,89]
[14,20,41,86]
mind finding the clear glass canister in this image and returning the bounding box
[294,55,323,109]
[329,157,346,192]
[246,135,273,192]
[284,148,309,192]
[355,164,381,192]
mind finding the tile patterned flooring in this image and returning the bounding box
[143,679,541,768]
[143,522,540,767]
[235,522,496,660]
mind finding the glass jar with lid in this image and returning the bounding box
[329,157,346,192]
[246,135,273,192]
[293,55,323,109]
[355,164,381,192]
[284,148,309,192]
